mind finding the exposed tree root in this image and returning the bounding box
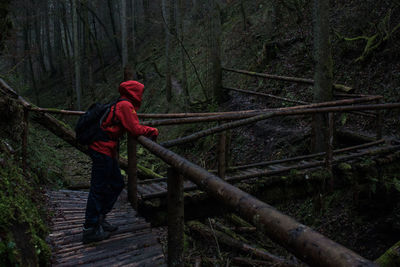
[336,9,400,63]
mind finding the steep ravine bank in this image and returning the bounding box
[0,93,52,266]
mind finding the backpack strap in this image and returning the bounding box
[110,98,130,125]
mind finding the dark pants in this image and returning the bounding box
[84,150,124,227]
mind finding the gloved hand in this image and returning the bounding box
[148,128,159,142]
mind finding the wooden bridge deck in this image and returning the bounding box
[46,190,166,267]
[137,141,398,200]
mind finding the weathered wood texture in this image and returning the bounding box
[137,136,377,267]
[167,168,184,267]
[136,140,395,200]
[46,190,166,266]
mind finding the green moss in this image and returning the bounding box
[375,240,400,266]
[0,153,51,266]
[338,162,352,171]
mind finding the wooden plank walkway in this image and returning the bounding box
[46,190,166,267]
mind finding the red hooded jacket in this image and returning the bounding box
[89,81,158,158]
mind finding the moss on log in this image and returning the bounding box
[375,240,400,267]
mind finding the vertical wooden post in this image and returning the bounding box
[167,167,184,267]
[326,113,334,190]
[22,108,29,174]
[218,130,227,179]
[127,135,138,210]
[376,99,383,140]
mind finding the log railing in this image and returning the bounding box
[136,136,377,267]
[1,78,395,266]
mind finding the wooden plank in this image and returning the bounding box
[47,190,166,266]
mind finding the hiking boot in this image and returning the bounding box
[99,214,118,232]
[82,224,110,244]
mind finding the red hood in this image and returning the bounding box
[118,80,144,110]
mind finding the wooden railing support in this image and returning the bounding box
[127,136,138,210]
[167,167,184,267]
[376,99,383,140]
[22,108,29,174]
[218,129,227,179]
[326,113,334,190]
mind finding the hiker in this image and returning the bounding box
[82,79,159,244]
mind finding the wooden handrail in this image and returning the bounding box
[159,102,400,148]
[137,135,376,267]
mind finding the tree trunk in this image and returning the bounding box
[107,0,122,59]
[53,0,65,73]
[211,0,224,105]
[121,0,128,68]
[72,0,82,110]
[33,9,47,74]
[312,0,333,152]
[130,0,137,78]
[82,0,93,90]
[25,11,40,105]
[178,0,190,108]
[143,0,150,26]
[163,0,173,102]
[44,0,55,74]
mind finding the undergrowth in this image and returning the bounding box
[0,152,51,266]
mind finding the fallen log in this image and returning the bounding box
[26,95,381,121]
[231,257,296,267]
[218,139,385,173]
[222,67,354,93]
[187,221,297,266]
[160,103,400,148]
[225,86,376,118]
[224,86,308,105]
[226,214,254,228]
[145,95,382,127]
[375,240,400,267]
[337,130,376,145]
[0,78,18,99]
[233,227,257,233]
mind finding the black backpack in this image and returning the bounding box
[75,99,129,145]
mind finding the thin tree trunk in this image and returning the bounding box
[143,0,150,26]
[121,0,128,68]
[81,0,93,90]
[25,11,40,105]
[107,0,122,59]
[211,0,223,104]
[178,0,190,108]
[44,0,55,74]
[163,0,172,102]
[312,0,333,152]
[53,0,65,72]
[33,9,47,73]
[72,0,82,109]
[130,0,137,78]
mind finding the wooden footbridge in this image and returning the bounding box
[1,68,399,266]
[46,190,166,266]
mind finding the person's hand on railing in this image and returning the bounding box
[148,128,159,142]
